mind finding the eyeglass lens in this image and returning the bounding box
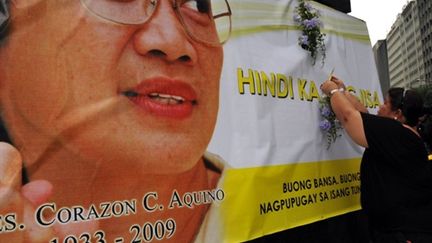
[80,0,231,45]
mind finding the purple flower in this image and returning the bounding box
[303,17,321,29]
[320,106,331,117]
[319,119,332,132]
[299,35,309,46]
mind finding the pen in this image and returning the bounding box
[328,67,335,81]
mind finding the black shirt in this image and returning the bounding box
[360,112,432,233]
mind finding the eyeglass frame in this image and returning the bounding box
[79,0,232,47]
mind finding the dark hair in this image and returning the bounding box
[387,87,424,127]
[419,106,432,153]
[0,0,10,42]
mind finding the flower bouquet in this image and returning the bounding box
[319,96,342,149]
[294,0,326,65]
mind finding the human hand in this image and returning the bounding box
[329,76,346,91]
[320,80,339,97]
[0,142,98,242]
[0,142,55,242]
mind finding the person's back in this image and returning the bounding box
[360,112,432,233]
[321,78,432,242]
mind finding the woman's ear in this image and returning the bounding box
[395,109,406,122]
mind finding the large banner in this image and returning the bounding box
[206,1,381,242]
[0,0,381,242]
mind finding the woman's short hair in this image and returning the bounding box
[0,0,10,42]
[419,106,432,153]
[388,87,424,127]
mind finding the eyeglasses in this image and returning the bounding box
[80,0,232,46]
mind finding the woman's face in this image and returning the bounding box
[0,0,223,173]
[377,94,398,119]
